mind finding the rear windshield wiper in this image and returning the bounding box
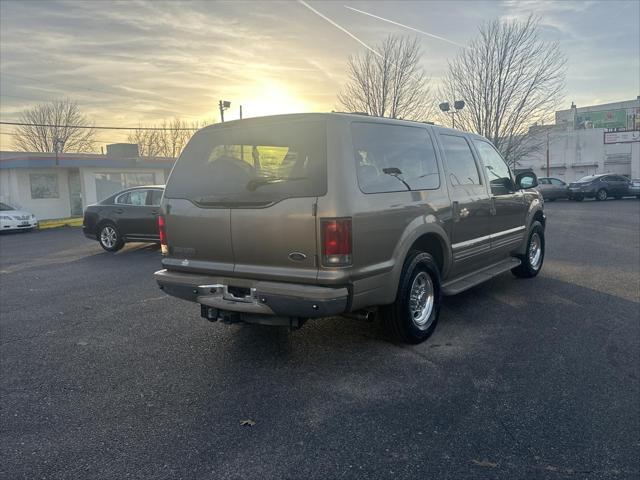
[382,167,412,191]
[246,176,307,191]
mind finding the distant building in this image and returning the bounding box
[517,97,640,181]
[0,144,174,220]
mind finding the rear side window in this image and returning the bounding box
[440,135,481,186]
[115,190,148,205]
[165,120,326,206]
[351,123,439,193]
[539,178,550,184]
[550,178,565,186]
[147,190,163,206]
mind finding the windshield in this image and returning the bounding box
[0,202,14,211]
[165,120,326,206]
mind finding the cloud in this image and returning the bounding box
[1,0,638,145]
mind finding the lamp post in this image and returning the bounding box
[439,100,465,128]
[218,100,231,122]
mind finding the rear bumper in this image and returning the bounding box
[154,269,349,318]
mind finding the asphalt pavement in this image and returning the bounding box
[1,199,639,479]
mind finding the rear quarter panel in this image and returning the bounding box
[316,119,453,309]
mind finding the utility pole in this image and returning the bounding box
[54,137,64,166]
[239,105,243,120]
[546,129,550,178]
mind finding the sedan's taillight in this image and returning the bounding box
[158,215,168,255]
[321,217,352,267]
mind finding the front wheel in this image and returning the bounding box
[596,189,608,201]
[381,251,441,344]
[512,221,545,278]
[98,223,124,252]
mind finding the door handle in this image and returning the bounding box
[115,208,124,214]
[151,210,159,216]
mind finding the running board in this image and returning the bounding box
[442,257,521,295]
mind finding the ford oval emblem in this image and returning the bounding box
[288,252,307,262]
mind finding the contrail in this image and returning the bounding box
[297,0,381,57]
[344,5,467,49]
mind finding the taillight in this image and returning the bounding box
[158,215,168,255]
[321,217,352,267]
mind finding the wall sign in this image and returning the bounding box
[603,130,640,144]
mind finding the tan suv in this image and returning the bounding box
[154,113,545,343]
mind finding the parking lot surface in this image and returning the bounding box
[1,199,639,479]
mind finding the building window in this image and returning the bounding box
[30,173,59,199]
[94,172,156,201]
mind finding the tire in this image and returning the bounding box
[596,189,608,201]
[381,251,441,344]
[512,221,545,278]
[98,222,124,252]
[573,196,583,202]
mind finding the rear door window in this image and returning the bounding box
[351,122,439,193]
[165,120,326,206]
[440,135,481,186]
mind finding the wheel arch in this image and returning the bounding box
[384,223,451,305]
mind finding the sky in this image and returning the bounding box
[1,0,639,149]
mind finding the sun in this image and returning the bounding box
[229,81,314,120]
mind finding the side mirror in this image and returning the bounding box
[516,172,538,189]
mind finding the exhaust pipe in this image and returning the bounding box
[341,310,375,322]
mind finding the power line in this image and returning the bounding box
[0,121,201,131]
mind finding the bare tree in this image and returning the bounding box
[439,15,566,168]
[13,99,96,153]
[127,118,207,158]
[338,35,434,120]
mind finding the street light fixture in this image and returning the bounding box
[218,100,231,122]
[439,100,465,128]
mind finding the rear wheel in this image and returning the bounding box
[98,223,124,252]
[381,251,441,344]
[512,221,545,278]
[596,189,608,201]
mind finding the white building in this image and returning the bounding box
[517,97,640,182]
[0,144,174,220]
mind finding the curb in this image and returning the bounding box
[38,218,83,230]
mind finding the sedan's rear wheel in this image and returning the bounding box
[99,223,124,252]
[596,189,608,201]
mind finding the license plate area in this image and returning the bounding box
[197,283,258,304]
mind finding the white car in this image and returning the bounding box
[0,202,38,231]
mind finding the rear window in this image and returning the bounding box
[165,120,326,206]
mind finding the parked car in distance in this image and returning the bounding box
[536,177,568,201]
[0,202,38,231]
[629,179,640,198]
[154,113,545,344]
[568,174,631,201]
[83,186,164,251]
